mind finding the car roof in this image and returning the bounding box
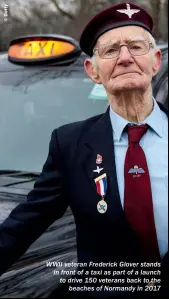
[0,51,86,72]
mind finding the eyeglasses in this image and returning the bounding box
[93,40,153,59]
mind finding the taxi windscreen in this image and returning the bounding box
[0,68,108,173]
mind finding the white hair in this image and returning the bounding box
[91,54,97,70]
[148,32,157,50]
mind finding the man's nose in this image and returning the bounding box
[117,46,134,65]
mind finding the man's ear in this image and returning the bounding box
[84,58,102,84]
[152,49,162,77]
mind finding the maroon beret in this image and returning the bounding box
[80,2,153,56]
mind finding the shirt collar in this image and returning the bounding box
[145,99,163,138]
[109,98,163,141]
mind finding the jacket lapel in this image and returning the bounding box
[82,108,124,216]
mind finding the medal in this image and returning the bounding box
[97,199,107,214]
[94,173,108,213]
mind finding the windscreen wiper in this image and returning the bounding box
[0,170,21,175]
[0,170,39,176]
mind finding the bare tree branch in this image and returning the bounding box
[50,0,76,20]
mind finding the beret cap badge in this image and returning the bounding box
[116,3,140,19]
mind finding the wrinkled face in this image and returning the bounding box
[85,26,161,95]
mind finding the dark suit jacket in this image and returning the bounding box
[0,102,168,298]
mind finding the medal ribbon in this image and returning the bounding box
[94,173,107,198]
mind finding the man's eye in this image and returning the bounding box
[130,45,141,50]
[105,47,117,54]
[130,42,144,50]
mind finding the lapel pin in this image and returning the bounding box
[96,154,103,164]
[93,166,104,174]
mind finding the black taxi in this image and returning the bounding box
[0,35,168,298]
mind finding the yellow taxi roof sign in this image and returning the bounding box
[8,35,81,65]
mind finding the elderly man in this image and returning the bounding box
[0,2,168,299]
